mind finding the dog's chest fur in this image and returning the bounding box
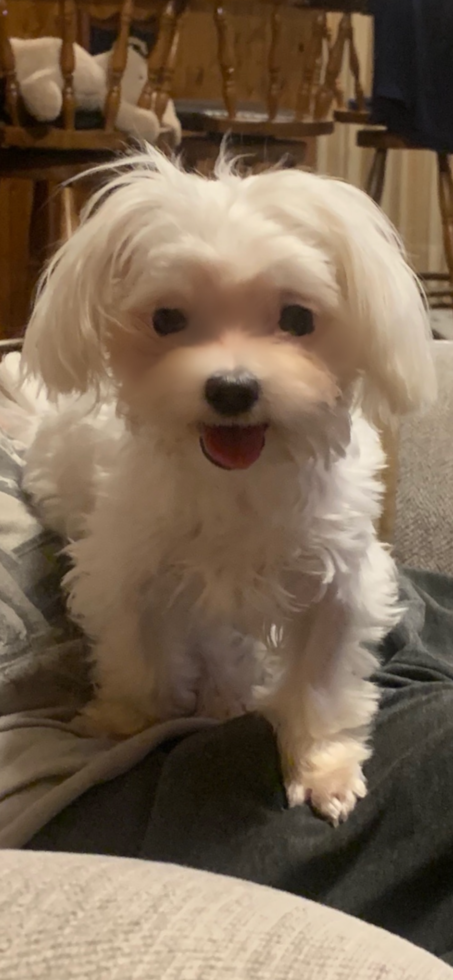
[120,414,384,636]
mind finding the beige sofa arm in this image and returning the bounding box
[0,850,451,980]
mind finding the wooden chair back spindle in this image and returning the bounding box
[103,0,134,131]
[347,14,365,112]
[312,16,329,100]
[295,12,326,120]
[59,0,77,130]
[314,12,348,120]
[267,0,283,122]
[142,0,185,122]
[154,17,181,121]
[138,1,187,121]
[138,13,162,111]
[0,0,19,125]
[331,13,369,125]
[213,4,237,121]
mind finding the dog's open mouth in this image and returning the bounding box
[200,424,268,470]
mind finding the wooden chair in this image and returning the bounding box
[0,0,188,333]
[311,2,452,312]
[357,130,453,311]
[313,1,452,311]
[177,2,334,174]
[0,336,23,356]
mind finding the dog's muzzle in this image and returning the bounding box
[201,371,266,470]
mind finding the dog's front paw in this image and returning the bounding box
[74,698,156,738]
[284,745,368,825]
[286,767,367,825]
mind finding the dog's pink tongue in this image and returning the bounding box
[201,425,267,470]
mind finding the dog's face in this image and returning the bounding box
[23,150,435,470]
[107,237,349,469]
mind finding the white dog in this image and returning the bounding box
[18,148,434,824]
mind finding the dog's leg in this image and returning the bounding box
[263,583,381,825]
[79,614,162,737]
[66,518,202,737]
[75,598,199,738]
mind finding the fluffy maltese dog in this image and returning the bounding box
[17,148,434,824]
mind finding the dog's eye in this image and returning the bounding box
[279,305,314,337]
[153,308,188,336]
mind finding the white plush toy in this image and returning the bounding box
[9,36,181,145]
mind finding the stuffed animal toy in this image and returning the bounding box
[8,36,181,145]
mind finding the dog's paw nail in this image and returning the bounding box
[309,772,367,825]
[285,764,367,823]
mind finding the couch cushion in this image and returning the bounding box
[1,851,451,980]
[395,341,453,575]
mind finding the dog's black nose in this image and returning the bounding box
[204,371,260,417]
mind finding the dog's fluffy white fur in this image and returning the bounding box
[16,148,435,824]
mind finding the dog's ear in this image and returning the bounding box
[22,203,118,397]
[22,147,181,398]
[321,178,436,423]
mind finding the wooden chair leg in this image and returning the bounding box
[59,184,78,242]
[46,184,61,253]
[29,180,64,295]
[437,152,453,288]
[365,148,388,205]
[29,180,51,281]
